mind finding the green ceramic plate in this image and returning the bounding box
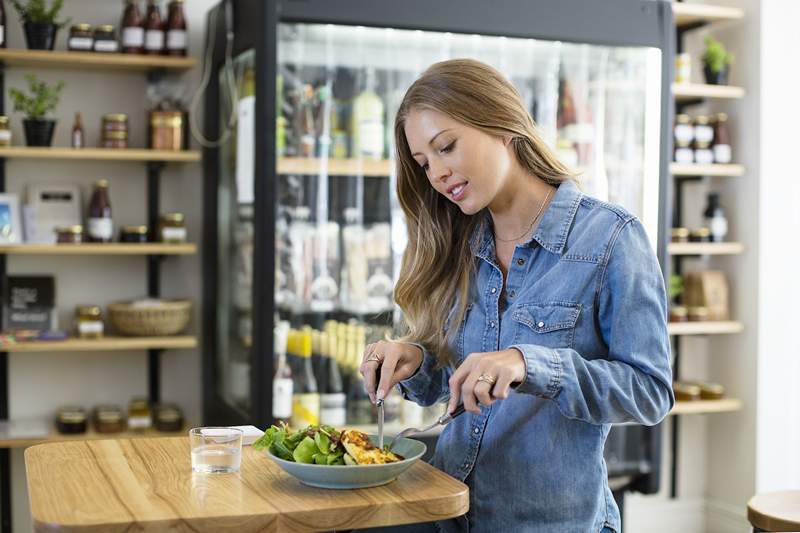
[264,434,427,489]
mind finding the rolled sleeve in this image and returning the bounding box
[396,342,452,407]
[510,344,563,399]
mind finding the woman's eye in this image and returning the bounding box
[440,141,455,154]
[421,162,429,171]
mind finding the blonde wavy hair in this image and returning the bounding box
[393,58,576,366]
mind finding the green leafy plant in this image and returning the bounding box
[669,273,683,301]
[10,74,66,120]
[10,0,70,27]
[702,36,734,73]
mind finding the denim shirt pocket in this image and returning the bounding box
[511,302,581,349]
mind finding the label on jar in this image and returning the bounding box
[674,147,694,164]
[167,30,187,50]
[145,29,165,51]
[272,377,293,419]
[122,27,145,47]
[88,217,113,240]
[708,215,728,241]
[128,415,151,430]
[161,226,187,243]
[68,37,94,51]
[713,144,732,164]
[674,123,693,146]
[694,148,714,165]
[78,321,103,335]
[94,40,119,53]
[694,124,714,145]
[0,130,11,143]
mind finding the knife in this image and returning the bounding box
[376,398,385,449]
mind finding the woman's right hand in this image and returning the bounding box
[359,340,424,404]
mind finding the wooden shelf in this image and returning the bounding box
[0,425,188,449]
[670,163,745,177]
[672,3,745,29]
[668,242,744,255]
[0,48,196,72]
[0,336,197,353]
[278,157,392,177]
[668,321,744,336]
[672,83,745,101]
[0,243,197,255]
[0,147,200,162]
[669,398,743,415]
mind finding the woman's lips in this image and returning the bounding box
[449,182,468,202]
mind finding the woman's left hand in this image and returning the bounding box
[447,348,527,415]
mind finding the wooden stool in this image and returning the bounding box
[748,491,800,532]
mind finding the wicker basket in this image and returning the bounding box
[108,299,192,337]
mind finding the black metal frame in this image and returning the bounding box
[201,0,676,514]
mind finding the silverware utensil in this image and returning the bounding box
[387,403,466,452]
[376,398,385,449]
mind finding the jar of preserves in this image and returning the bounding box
[128,397,152,431]
[93,25,119,53]
[120,225,149,243]
[689,227,711,243]
[150,110,184,150]
[158,213,187,243]
[68,23,94,51]
[698,382,725,400]
[671,227,690,243]
[102,113,129,133]
[75,305,104,339]
[0,116,11,147]
[93,405,125,433]
[674,53,691,84]
[102,131,129,149]
[153,403,183,432]
[673,382,701,402]
[121,0,145,54]
[165,0,187,56]
[669,305,689,323]
[55,225,84,244]
[687,306,709,322]
[56,406,88,434]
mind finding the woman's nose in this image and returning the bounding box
[430,160,452,182]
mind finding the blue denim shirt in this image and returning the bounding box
[398,180,674,533]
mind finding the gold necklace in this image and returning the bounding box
[494,187,553,243]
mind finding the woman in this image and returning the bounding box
[360,59,673,533]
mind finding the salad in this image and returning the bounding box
[254,423,404,466]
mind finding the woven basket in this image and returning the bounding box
[108,300,192,337]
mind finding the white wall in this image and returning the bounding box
[6,1,217,531]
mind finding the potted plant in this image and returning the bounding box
[702,36,734,85]
[10,74,66,147]
[10,0,70,51]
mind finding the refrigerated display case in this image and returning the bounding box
[202,0,673,503]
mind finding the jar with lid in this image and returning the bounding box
[75,305,104,339]
[153,403,184,432]
[165,0,187,57]
[693,115,715,164]
[0,116,11,147]
[669,305,689,323]
[673,382,701,402]
[56,406,87,434]
[158,213,187,243]
[144,0,165,55]
[712,113,732,164]
[55,225,84,244]
[101,114,129,149]
[674,53,691,84]
[128,397,152,431]
[93,405,125,433]
[120,225,149,243]
[121,0,145,54]
[93,25,119,53]
[68,23,94,51]
[687,306,709,322]
[689,227,711,243]
[671,227,690,243]
[150,110,184,150]
[673,114,694,164]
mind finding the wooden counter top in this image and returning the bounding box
[25,437,469,532]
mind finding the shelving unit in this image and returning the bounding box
[278,157,392,176]
[668,2,746,500]
[0,426,188,449]
[0,47,198,533]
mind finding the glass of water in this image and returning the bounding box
[190,427,243,474]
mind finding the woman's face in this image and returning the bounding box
[404,108,514,215]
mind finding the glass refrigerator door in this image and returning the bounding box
[274,24,662,430]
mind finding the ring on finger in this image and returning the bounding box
[365,353,382,364]
[476,373,497,386]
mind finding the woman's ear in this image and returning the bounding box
[503,135,513,147]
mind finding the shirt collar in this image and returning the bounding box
[469,179,582,259]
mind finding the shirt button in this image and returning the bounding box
[517,258,525,266]
[538,321,545,328]
[490,287,497,294]
[473,427,480,434]
[489,321,496,329]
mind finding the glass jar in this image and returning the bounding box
[0,116,10,147]
[102,114,129,149]
[102,131,129,149]
[689,227,711,243]
[68,23,94,51]
[674,53,691,84]
[698,382,725,400]
[687,306,709,322]
[56,406,87,434]
[55,225,84,244]
[671,227,690,243]
[128,397,152,431]
[75,305,104,339]
[673,382,701,402]
[93,25,119,53]
[102,113,129,133]
[158,213,187,243]
[120,225,149,243]
[669,305,688,323]
[150,110,184,150]
[93,405,125,433]
[153,403,183,432]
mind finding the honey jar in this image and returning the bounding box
[150,110,184,151]
[93,405,125,433]
[128,397,152,431]
[75,305,104,339]
[55,225,84,244]
[158,213,187,243]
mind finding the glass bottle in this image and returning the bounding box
[712,113,733,164]
[121,0,145,54]
[319,332,347,426]
[290,330,320,429]
[165,0,187,57]
[351,68,385,160]
[703,192,728,243]
[272,321,293,425]
[71,112,85,149]
[346,324,373,425]
[87,180,113,243]
[144,0,164,55]
[0,1,6,48]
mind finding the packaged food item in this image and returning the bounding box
[689,228,711,243]
[55,225,84,244]
[157,213,187,243]
[93,405,125,433]
[75,305,104,339]
[101,114,129,149]
[669,305,688,323]
[673,382,701,402]
[165,0,187,56]
[56,406,88,434]
[93,25,119,53]
[87,180,113,243]
[68,23,94,51]
[712,113,732,164]
[71,112,84,149]
[150,110,185,150]
[120,225,149,243]
[693,115,714,165]
[121,0,145,54]
[674,53,691,83]
[127,397,152,431]
[0,116,11,147]
[687,305,709,322]
[673,114,694,164]
[671,227,690,243]
[144,0,164,54]
[153,403,183,432]
[683,271,730,320]
[703,192,728,243]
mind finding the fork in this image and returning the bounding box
[387,403,466,451]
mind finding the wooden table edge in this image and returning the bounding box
[747,491,800,531]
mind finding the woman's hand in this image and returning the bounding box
[359,340,424,404]
[447,348,527,414]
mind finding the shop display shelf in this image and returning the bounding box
[669,398,743,416]
[0,48,196,72]
[0,243,197,255]
[668,321,744,336]
[672,83,745,101]
[0,147,200,162]
[670,162,745,177]
[0,336,197,353]
[0,425,189,449]
[279,157,392,177]
[667,242,744,256]
[671,2,744,29]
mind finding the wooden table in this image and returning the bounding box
[25,437,469,532]
[748,490,800,532]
